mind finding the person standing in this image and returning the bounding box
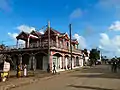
[47,63,50,73]
[23,64,27,77]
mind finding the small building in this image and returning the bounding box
[0,25,83,72]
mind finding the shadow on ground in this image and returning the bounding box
[71,65,120,79]
[67,85,114,90]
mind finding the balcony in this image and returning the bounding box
[1,41,81,54]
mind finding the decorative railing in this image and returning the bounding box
[5,44,25,50]
[1,41,80,53]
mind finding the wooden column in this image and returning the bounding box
[27,37,30,48]
[63,39,65,49]
[61,56,64,69]
[16,39,19,48]
[74,56,76,67]
[39,37,41,47]
[49,55,52,72]
[18,54,22,71]
[56,35,58,48]
[31,53,36,71]
[77,44,79,49]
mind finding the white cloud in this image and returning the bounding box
[99,33,120,57]
[39,30,44,34]
[8,25,45,45]
[100,33,110,46]
[70,8,82,19]
[17,25,36,33]
[8,32,25,44]
[73,34,86,49]
[109,21,120,31]
[8,32,18,39]
[96,0,120,9]
[95,0,120,18]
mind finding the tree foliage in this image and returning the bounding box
[89,48,100,65]
[0,44,6,63]
[83,49,88,56]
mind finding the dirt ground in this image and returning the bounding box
[10,65,120,90]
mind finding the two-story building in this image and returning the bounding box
[0,26,83,72]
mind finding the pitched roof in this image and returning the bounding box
[16,31,29,40]
[30,30,42,36]
[72,39,77,41]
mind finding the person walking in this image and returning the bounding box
[53,62,56,74]
[113,59,117,73]
[111,58,118,73]
[111,59,114,72]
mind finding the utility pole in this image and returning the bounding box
[47,21,51,73]
[69,24,72,70]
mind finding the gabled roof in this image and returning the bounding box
[60,33,66,35]
[16,31,29,40]
[72,39,77,41]
[52,28,61,34]
[71,39,79,44]
[30,30,42,37]
[44,27,61,35]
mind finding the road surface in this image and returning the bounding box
[12,65,120,90]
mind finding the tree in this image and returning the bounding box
[89,48,100,65]
[0,44,6,63]
[83,49,88,56]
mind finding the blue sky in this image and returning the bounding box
[1,0,120,57]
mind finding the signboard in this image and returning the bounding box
[3,61,10,72]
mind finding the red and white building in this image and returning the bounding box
[0,25,84,72]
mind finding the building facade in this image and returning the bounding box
[0,27,84,72]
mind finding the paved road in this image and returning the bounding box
[12,65,120,90]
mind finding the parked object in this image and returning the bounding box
[16,65,22,78]
[0,61,10,82]
[96,61,101,65]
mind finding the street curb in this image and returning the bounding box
[2,74,57,90]
[2,68,82,90]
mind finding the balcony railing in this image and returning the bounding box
[2,41,80,53]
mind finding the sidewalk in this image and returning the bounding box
[0,69,78,90]
[0,71,53,90]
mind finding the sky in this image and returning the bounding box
[0,0,120,58]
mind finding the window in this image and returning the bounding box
[67,42,69,49]
[60,41,62,48]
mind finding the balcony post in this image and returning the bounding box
[39,36,41,47]
[56,35,58,48]
[16,39,19,49]
[77,44,79,49]
[63,39,65,49]
[27,36,30,48]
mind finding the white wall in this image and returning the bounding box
[65,57,68,69]
[80,58,83,67]
[72,57,74,68]
[59,57,62,69]
[43,56,48,71]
